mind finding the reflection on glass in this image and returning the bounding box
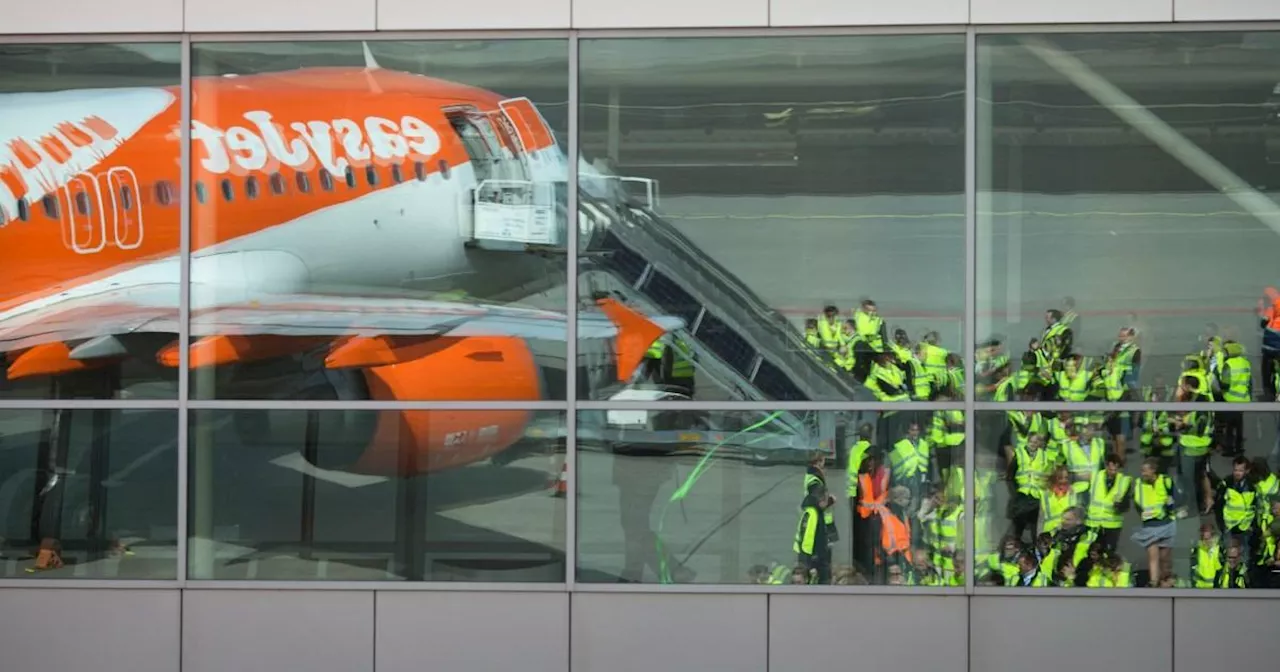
[188,41,570,400]
[0,44,181,400]
[188,409,565,581]
[576,408,966,586]
[977,33,1280,402]
[577,36,967,402]
[0,409,177,578]
[976,409,1280,589]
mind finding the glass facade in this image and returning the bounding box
[0,32,1276,593]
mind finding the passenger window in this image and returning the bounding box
[269,172,286,195]
[155,182,174,206]
[16,198,29,221]
[295,172,310,193]
[414,161,427,181]
[344,167,356,189]
[319,170,334,191]
[120,185,134,211]
[194,181,208,204]
[245,176,260,199]
[365,165,379,187]
[74,191,90,216]
[41,195,59,219]
[391,164,403,184]
[220,178,234,202]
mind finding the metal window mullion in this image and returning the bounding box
[963,27,977,596]
[566,32,580,591]
[0,400,180,410]
[177,34,192,586]
[973,401,1280,412]
[183,400,571,411]
[576,401,967,411]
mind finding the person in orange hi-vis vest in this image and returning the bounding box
[854,448,889,578]
[1257,287,1280,400]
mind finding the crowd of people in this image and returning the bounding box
[749,296,1280,588]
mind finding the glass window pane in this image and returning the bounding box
[0,409,178,578]
[975,408,1280,589]
[577,36,967,402]
[977,33,1280,403]
[577,408,967,586]
[189,40,570,400]
[189,408,566,581]
[0,43,181,400]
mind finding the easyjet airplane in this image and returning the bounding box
[0,48,679,478]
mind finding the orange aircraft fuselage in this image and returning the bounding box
[0,66,576,476]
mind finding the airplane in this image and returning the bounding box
[0,47,682,484]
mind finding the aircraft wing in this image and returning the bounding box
[0,284,684,379]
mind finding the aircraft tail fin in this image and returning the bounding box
[596,297,666,382]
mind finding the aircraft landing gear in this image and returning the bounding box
[25,368,122,574]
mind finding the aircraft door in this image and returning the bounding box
[444,107,527,184]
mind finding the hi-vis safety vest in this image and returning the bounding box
[1065,438,1104,494]
[794,504,821,556]
[854,311,884,351]
[1042,320,1071,361]
[1086,472,1132,529]
[921,343,949,385]
[1057,361,1093,401]
[1224,354,1252,402]
[1102,360,1127,401]
[931,410,965,449]
[890,438,930,479]
[1141,408,1175,457]
[1087,563,1132,588]
[817,316,842,350]
[1222,485,1256,532]
[1216,566,1247,589]
[767,564,792,584]
[845,440,871,497]
[1135,475,1173,521]
[867,362,909,401]
[1015,446,1050,498]
[1040,488,1079,534]
[1178,411,1213,457]
[1191,543,1222,588]
[646,337,696,379]
[930,506,962,572]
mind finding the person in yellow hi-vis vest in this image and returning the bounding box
[1131,457,1181,587]
[1086,454,1132,551]
[794,483,833,584]
[1189,522,1223,589]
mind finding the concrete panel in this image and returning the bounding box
[971,596,1172,672]
[378,0,570,29]
[1176,1,1280,21]
[573,0,768,28]
[183,590,373,672]
[770,0,968,26]
[0,589,179,672]
[376,592,568,672]
[0,0,182,33]
[969,0,1172,24]
[184,0,375,32]
[771,595,967,671]
[1176,598,1280,669]
[572,593,767,672]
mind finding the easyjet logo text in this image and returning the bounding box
[191,111,441,177]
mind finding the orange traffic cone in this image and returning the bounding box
[551,463,567,498]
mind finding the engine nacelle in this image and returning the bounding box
[300,335,542,476]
